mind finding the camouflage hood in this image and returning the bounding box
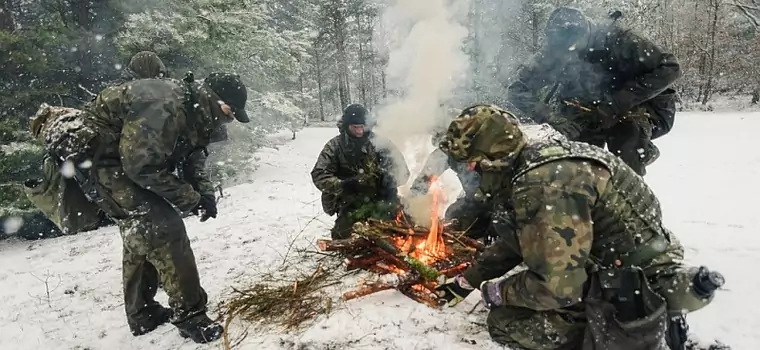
[438,104,528,169]
[29,103,86,140]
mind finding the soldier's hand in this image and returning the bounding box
[341,177,362,193]
[192,194,218,222]
[435,275,475,307]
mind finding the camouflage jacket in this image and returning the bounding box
[410,148,481,198]
[462,139,683,311]
[311,130,410,216]
[84,79,218,211]
[507,22,681,127]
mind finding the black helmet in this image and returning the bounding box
[544,7,589,50]
[341,104,368,125]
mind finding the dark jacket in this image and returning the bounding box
[311,128,410,216]
[507,21,680,131]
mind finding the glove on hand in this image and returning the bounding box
[480,279,506,309]
[192,194,217,222]
[435,275,475,306]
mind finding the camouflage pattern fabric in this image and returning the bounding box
[127,51,168,79]
[94,165,209,323]
[37,77,237,327]
[23,154,102,234]
[25,104,104,235]
[439,104,716,350]
[311,129,410,239]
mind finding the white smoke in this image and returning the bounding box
[369,0,473,224]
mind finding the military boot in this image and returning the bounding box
[128,304,173,336]
[175,313,224,344]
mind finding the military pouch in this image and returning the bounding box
[581,266,669,350]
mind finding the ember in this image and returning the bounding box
[316,176,483,307]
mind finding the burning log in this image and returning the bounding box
[342,271,422,301]
[317,237,372,252]
[316,175,480,307]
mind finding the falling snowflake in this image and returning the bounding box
[61,160,76,178]
[3,217,24,234]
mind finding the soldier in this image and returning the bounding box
[506,7,680,176]
[434,105,723,350]
[34,72,250,343]
[23,51,172,237]
[311,103,411,239]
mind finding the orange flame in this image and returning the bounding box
[393,176,451,265]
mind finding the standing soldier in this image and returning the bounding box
[311,103,411,239]
[34,72,251,343]
[434,105,723,350]
[506,7,680,175]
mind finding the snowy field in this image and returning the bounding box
[0,111,758,350]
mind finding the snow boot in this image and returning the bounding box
[175,313,224,344]
[128,305,173,336]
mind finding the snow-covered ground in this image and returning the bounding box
[0,112,757,349]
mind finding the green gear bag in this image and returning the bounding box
[23,155,103,235]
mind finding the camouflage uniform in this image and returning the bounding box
[311,104,411,239]
[507,7,680,176]
[436,105,722,350]
[38,73,250,343]
[23,51,171,236]
[24,105,107,236]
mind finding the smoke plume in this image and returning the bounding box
[369,0,473,224]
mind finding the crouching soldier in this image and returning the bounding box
[507,7,680,176]
[32,72,251,343]
[434,105,723,350]
[311,103,411,239]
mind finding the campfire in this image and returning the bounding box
[316,176,484,307]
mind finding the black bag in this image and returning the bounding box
[582,266,669,350]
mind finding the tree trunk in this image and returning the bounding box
[357,13,368,106]
[701,0,720,105]
[70,0,92,29]
[331,2,351,108]
[530,6,540,53]
[315,47,326,121]
[0,0,14,31]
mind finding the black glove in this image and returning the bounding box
[192,194,217,222]
[435,275,475,306]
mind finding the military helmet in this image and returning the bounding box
[341,104,369,125]
[544,7,589,50]
[438,104,527,163]
[127,51,168,79]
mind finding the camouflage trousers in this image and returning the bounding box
[484,258,715,349]
[555,106,658,176]
[92,166,208,325]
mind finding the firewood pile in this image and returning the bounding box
[317,213,484,307]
